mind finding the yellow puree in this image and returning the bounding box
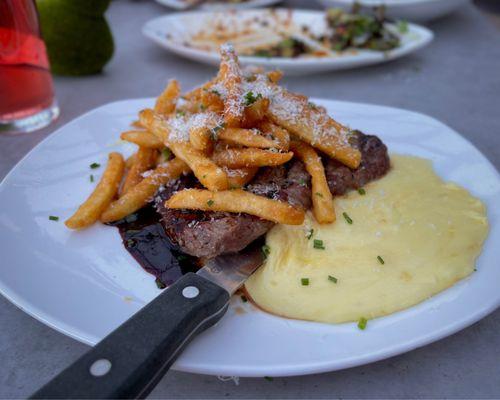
[245,155,489,323]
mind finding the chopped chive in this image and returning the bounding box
[162,148,172,160]
[200,104,207,111]
[306,228,314,240]
[207,199,214,207]
[342,212,353,224]
[202,174,207,179]
[155,278,166,289]
[90,162,100,169]
[126,239,136,247]
[243,91,262,106]
[264,376,273,381]
[357,317,368,330]
[315,192,323,197]
[241,295,248,303]
[298,178,307,186]
[262,244,271,258]
[89,174,94,183]
[377,255,385,265]
[48,215,59,221]
[307,102,318,110]
[313,239,325,250]
[176,110,186,117]
[301,278,310,286]
[358,188,366,195]
[176,254,188,261]
[210,89,221,96]
[328,275,338,283]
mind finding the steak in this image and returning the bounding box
[325,131,390,195]
[155,131,390,259]
[155,160,311,259]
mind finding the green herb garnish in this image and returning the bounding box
[264,376,274,381]
[48,215,59,221]
[308,102,318,110]
[315,192,323,197]
[358,188,366,195]
[162,148,172,160]
[377,255,385,265]
[207,199,214,207]
[241,295,248,303]
[90,174,94,183]
[200,104,207,111]
[210,123,226,139]
[155,278,166,289]
[306,228,314,240]
[90,162,100,169]
[176,110,186,117]
[262,244,271,258]
[357,317,368,330]
[343,212,353,224]
[313,239,325,250]
[126,239,136,247]
[210,89,221,96]
[243,91,262,106]
[328,275,338,283]
[301,278,310,286]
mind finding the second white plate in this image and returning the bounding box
[0,97,499,377]
[142,9,434,75]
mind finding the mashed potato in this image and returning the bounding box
[245,155,488,324]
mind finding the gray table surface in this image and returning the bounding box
[1,1,499,398]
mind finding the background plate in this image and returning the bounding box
[142,9,433,75]
[155,0,281,10]
[0,98,499,377]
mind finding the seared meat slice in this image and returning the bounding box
[325,131,390,195]
[155,160,311,259]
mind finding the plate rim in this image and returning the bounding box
[0,97,499,377]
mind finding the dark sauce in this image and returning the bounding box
[107,205,200,289]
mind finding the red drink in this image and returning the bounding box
[0,0,58,133]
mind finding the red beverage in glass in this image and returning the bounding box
[0,0,58,133]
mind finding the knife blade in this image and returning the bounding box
[31,243,265,400]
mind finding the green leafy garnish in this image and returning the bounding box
[210,89,221,96]
[315,192,323,197]
[313,239,325,250]
[176,110,186,117]
[306,228,314,240]
[377,255,385,265]
[357,317,368,330]
[243,91,263,106]
[155,278,166,290]
[262,244,271,258]
[301,278,310,286]
[90,174,94,183]
[343,212,353,224]
[358,188,366,195]
[207,199,214,207]
[200,104,207,111]
[48,215,59,221]
[328,275,338,283]
[90,162,100,169]
[162,148,172,160]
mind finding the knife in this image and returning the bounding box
[31,241,264,399]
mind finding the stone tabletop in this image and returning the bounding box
[1,1,499,398]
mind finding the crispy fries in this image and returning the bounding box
[125,153,136,169]
[225,167,258,188]
[65,153,125,229]
[120,130,164,149]
[218,127,279,149]
[189,126,214,154]
[166,189,305,225]
[213,148,293,168]
[258,120,290,151]
[139,108,170,143]
[101,158,189,223]
[267,70,283,83]
[242,97,269,127]
[155,79,180,115]
[290,141,335,224]
[121,147,157,195]
[267,88,361,168]
[170,141,229,191]
[219,44,244,127]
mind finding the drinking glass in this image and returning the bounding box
[0,0,59,134]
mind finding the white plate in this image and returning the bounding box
[316,0,471,22]
[0,98,499,377]
[155,0,281,10]
[142,9,433,75]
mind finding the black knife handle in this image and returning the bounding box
[31,273,229,399]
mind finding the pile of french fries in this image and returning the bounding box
[65,44,361,230]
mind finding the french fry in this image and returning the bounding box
[218,127,279,149]
[267,70,283,83]
[218,44,244,127]
[130,120,143,129]
[189,126,214,154]
[213,148,293,168]
[166,188,305,225]
[65,152,125,229]
[200,88,224,113]
[257,120,290,151]
[242,97,269,127]
[139,108,169,143]
[170,141,229,191]
[121,147,157,196]
[155,79,180,115]
[290,141,335,224]
[225,167,259,188]
[120,130,164,149]
[101,158,190,223]
[125,153,136,169]
[267,88,361,168]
